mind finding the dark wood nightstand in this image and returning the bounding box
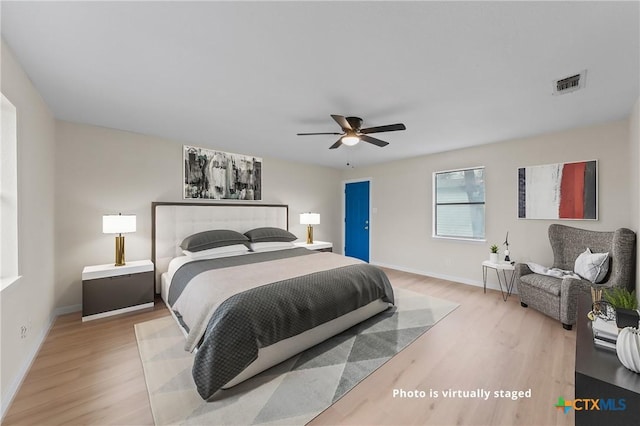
[82,260,154,321]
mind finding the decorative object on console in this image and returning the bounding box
[102,213,136,266]
[300,212,320,244]
[183,145,262,200]
[503,231,511,262]
[616,327,640,374]
[591,309,618,351]
[604,287,639,329]
[518,160,597,220]
[616,309,640,329]
[589,283,606,318]
[489,244,499,264]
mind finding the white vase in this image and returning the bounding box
[489,253,499,264]
[616,327,640,374]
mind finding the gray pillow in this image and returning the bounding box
[244,227,297,243]
[179,229,249,252]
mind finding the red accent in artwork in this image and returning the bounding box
[559,162,586,218]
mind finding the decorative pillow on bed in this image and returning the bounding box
[244,227,297,242]
[183,244,250,259]
[179,229,249,252]
[249,241,296,252]
[574,248,610,283]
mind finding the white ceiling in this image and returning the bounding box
[2,1,639,169]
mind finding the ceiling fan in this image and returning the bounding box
[297,115,406,149]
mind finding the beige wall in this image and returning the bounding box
[0,41,56,416]
[54,121,342,308]
[630,97,640,305]
[342,120,633,291]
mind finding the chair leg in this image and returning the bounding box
[562,323,572,330]
[520,302,528,308]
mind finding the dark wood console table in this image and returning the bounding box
[575,293,640,425]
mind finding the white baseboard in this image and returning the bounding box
[1,311,56,421]
[54,303,82,316]
[370,260,519,295]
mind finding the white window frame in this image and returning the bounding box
[1,93,20,291]
[432,166,486,242]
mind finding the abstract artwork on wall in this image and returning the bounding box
[518,160,597,220]
[183,145,262,200]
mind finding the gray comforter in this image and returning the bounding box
[169,249,394,400]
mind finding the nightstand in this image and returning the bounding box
[294,241,333,252]
[82,259,154,321]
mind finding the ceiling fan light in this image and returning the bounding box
[341,135,360,146]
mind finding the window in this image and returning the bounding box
[433,167,485,240]
[1,93,19,290]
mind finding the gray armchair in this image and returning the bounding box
[516,224,636,330]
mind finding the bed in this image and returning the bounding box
[152,202,394,400]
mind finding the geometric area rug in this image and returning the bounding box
[135,288,458,425]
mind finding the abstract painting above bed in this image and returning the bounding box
[183,145,262,200]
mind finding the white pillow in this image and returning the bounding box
[574,248,609,283]
[182,244,249,259]
[249,241,295,252]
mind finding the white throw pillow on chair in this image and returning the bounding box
[574,248,609,283]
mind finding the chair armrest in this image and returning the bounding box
[514,262,532,281]
[560,277,590,325]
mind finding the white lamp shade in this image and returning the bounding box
[103,214,136,234]
[300,213,320,225]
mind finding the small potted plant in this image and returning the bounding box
[489,244,499,264]
[603,288,639,328]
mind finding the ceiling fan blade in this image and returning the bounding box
[297,132,343,136]
[331,114,352,131]
[360,134,389,147]
[360,123,406,134]
[329,139,343,149]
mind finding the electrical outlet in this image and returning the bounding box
[20,325,27,339]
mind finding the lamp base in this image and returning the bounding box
[306,225,314,244]
[115,235,126,266]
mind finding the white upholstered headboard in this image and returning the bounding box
[152,202,288,292]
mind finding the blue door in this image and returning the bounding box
[345,181,370,262]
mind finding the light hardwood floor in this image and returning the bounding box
[4,269,575,426]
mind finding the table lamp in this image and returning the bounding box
[103,213,136,266]
[300,213,320,244]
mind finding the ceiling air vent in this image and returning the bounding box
[553,70,587,95]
